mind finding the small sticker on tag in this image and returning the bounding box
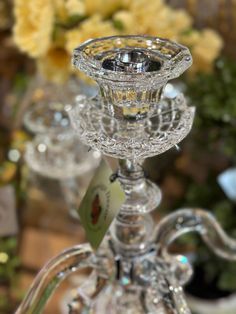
[0,185,18,236]
[218,167,236,202]
[78,159,125,250]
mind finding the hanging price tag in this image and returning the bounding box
[78,159,125,250]
[0,185,18,236]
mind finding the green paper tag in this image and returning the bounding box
[78,159,125,250]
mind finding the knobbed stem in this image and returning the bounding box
[110,159,161,255]
[155,208,236,261]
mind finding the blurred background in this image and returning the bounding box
[0,0,236,313]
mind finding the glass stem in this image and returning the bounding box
[110,159,160,255]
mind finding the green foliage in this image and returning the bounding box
[113,19,125,31]
[187,57,236,160]
[172,57,236,293]
[55,14,87,29]
[0,237,20,313]
[0,237,20,284]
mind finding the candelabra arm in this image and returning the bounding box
[15,244,94,314]
[155,208,236,261]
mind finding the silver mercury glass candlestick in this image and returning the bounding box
[16,35,236,314]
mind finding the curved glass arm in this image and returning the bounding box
[155,208,236,261]
[15,244,93,314]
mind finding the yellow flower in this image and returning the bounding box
[129,0,165,33]
[128,0,192,40]
[148,7,192,40]
[179,30,201,48]
[13,0,54,58]
[66,0,86,16]
[148,7,178,38]
[170,9,192,34]
[65,14,117,53]
[65,29,83,54]
[190,29,223,74]
[37,47,71,84]
[113,10,137,33]
[122,0,132,9]
[53,0,68,22]
[85,0,122,17]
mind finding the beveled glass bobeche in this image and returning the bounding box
[16,36,236,314]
